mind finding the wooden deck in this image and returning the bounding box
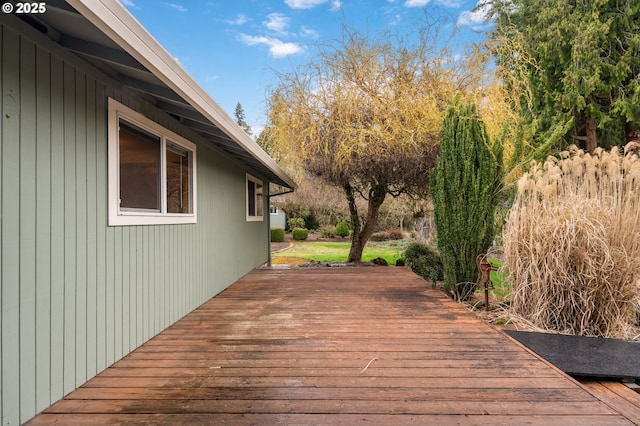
[29,267,638,425]
[580,379,640,425]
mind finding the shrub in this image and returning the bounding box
[386,227,404,240]
[370,231,388,242]
[287,217,305,231]
[335,219,350,237]
[270,227,285,242]
[431,101,502,300]
[403,242,444,288]
[292,227,309,240]
[370,228,403,241]
[301,210,320,230]
[319,227,336,238]
[503,144,640,338]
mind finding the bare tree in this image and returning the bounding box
[267,28,457,262]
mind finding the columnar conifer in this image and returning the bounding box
[431,101,502,300]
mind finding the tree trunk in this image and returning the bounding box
[346,184,387,263]
[343,183,362,261]
[586,115,597,152]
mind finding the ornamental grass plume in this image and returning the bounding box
[502,143,640,339]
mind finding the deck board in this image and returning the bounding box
[580,379,640,425]
[27,267,638,425]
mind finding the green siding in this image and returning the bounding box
[2,23,22,425]
[1,20,271,425]
[20,34,38,419]
[35,43,52,413]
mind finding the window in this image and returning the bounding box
[108,98,197,226]
[246,174,264,221]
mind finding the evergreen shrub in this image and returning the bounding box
[270,228,285,242]
[292,227,309,240]
[302,210,320,230]
[430,101,502,300]
[403,242,443,288]
[335,219,350,237]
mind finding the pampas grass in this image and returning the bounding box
[502,143,640,339]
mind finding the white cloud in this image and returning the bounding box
[251,125,265,138]
[285,0,329,9]
[264,13,290,35]
[269,40,304,57]
[457,2,492,27]
[119,0,136,7]
[239,34,303,58]
[330,0,342,11]
[166,3,187,12]
[301,26,320,39]
[389,13,401,26]
[404,0,430,7]
[227,13,250,25]
[405,0,465,7]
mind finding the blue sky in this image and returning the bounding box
[122,0,490,136]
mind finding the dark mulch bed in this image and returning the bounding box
[270,241,291,253]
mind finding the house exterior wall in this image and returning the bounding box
[1,19,269,425]
[270,207,287,229]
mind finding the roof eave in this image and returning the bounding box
[66,0,296,190]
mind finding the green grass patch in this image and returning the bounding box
[273,240,406,265]
[483,258,509,298]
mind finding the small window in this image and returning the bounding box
[269,206,278,215]
[119,122,161,211]
[246,174,264,221]
[108,98,197,226]
[166,143,192,214]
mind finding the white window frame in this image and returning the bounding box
[246,173,264,222]
[108,98,197,226]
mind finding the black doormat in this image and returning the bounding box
[504,330,640,380]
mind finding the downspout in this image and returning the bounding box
[267,192,272,267]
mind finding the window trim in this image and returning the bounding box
[246,173,264,222]
[108,98,197,226]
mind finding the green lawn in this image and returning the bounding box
[272,240,407,265]
[484,258,509,298]
[272,241,510,298]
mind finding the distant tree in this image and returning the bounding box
[234,102,252,136]
[486,0,640,152]
[267,28,455,262]
[271,171,350,231]
[431,101,502,301]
